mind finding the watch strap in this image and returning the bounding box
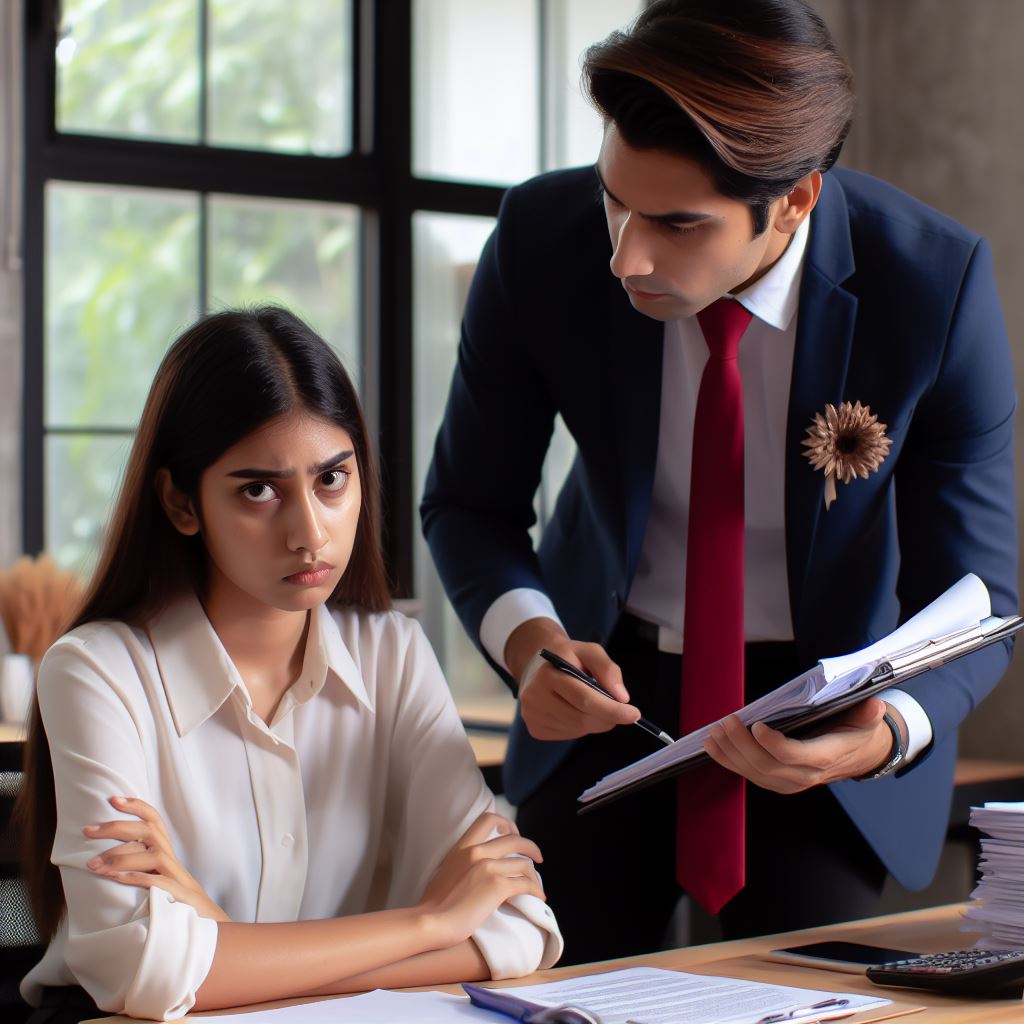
[856,710,906,781]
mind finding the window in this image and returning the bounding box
[24,0,641,707]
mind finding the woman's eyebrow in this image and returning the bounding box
[226,450,354,480]
[310,450,354,474]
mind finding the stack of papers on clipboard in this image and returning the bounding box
[964,802,1024,950]
[476,967,895,1024]
[580,574,1022,811]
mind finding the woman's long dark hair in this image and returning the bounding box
[19,306,391,941]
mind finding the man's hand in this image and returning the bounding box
[504,617,639,740]
[702,698,908,793]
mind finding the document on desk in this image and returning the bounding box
[185,968,906,1024]
[495,967,896,1024]
[580,574,1023,810]
[185,988,477,1023]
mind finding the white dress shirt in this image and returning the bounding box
[22,595,562,1020]
[479,215,932,761]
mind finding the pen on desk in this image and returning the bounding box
[538,648,675,746]
[755,997,852,1024]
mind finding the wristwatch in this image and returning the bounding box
[856,710,906,781]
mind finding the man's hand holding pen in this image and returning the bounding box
[505,617,641,741]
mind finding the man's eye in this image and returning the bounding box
[663,222,700,237]
[320,469,349,492]
[242,483,276,503]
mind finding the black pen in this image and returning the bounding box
[539,648,675,746]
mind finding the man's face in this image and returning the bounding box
[597,123,789,321]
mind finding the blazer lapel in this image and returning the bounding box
[786,173,858,637]
[608,276,663,581]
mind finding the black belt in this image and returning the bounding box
[617,612,797,654]
[615,611,662,648]
[615,612,802,698]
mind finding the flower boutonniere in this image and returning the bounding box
[802,401,892,510]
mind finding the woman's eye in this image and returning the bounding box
[241,483,276,503]
[319,469,349,493]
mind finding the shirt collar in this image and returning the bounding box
[731,213,810,331]
[148,593,373,738]
[294,601,374,716]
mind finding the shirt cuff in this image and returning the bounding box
[479,589,564,673]
[877,688,934,764]
[123,889,219,1021]
[471,894,564,979]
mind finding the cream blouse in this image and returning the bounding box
[22,595,562,1020]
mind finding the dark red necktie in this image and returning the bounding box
[675,297,752,915]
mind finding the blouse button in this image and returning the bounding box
[282,833,295,848]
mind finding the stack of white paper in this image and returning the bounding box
[964,802,1024,950]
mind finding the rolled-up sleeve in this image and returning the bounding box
[35,638,218,1019]
[381,617,563,976]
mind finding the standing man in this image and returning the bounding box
[422,0,1017,965]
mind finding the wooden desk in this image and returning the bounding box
[86,904,1024,1023]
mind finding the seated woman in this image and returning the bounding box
[18,307,562,1023]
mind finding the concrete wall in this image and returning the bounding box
[810,0,1024,760]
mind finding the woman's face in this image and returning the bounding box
[190,411,361,615]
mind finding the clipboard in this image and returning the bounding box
[578,614,1024,815]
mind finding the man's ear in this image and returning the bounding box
[774,170,822,235]
[155,468,200,536]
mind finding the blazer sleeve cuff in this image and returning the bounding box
[480,589,564,673]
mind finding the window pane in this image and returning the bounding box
[46,434,132,573]
[57,0,200,143]
[45,182,200,430]
[413,0,539,185]
[208,0,352,154]
[412,213,576,714]
[207,195,361,383]
[545,0,644,169]
[413,212,510,710]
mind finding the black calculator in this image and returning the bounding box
[866,948,1024,999]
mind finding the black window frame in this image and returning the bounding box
[21,0,507,596]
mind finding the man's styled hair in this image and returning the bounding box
[584,0,855,234]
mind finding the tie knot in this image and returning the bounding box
[696,298,753,361]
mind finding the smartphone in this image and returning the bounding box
[767,941,919,974]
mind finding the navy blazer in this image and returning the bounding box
[422,166,1018,890]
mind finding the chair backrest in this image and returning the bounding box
[1,742,44,1024]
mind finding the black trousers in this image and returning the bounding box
[26,987,100,1024]
[516,617,888,966]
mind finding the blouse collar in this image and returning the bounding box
[148,591,373,737]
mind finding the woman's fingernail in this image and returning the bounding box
[83,825,99,834]
[87,856,103,869]
[111,796,127,805]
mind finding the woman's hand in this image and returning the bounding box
[419,811,546,946]
[84,796,231,922]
